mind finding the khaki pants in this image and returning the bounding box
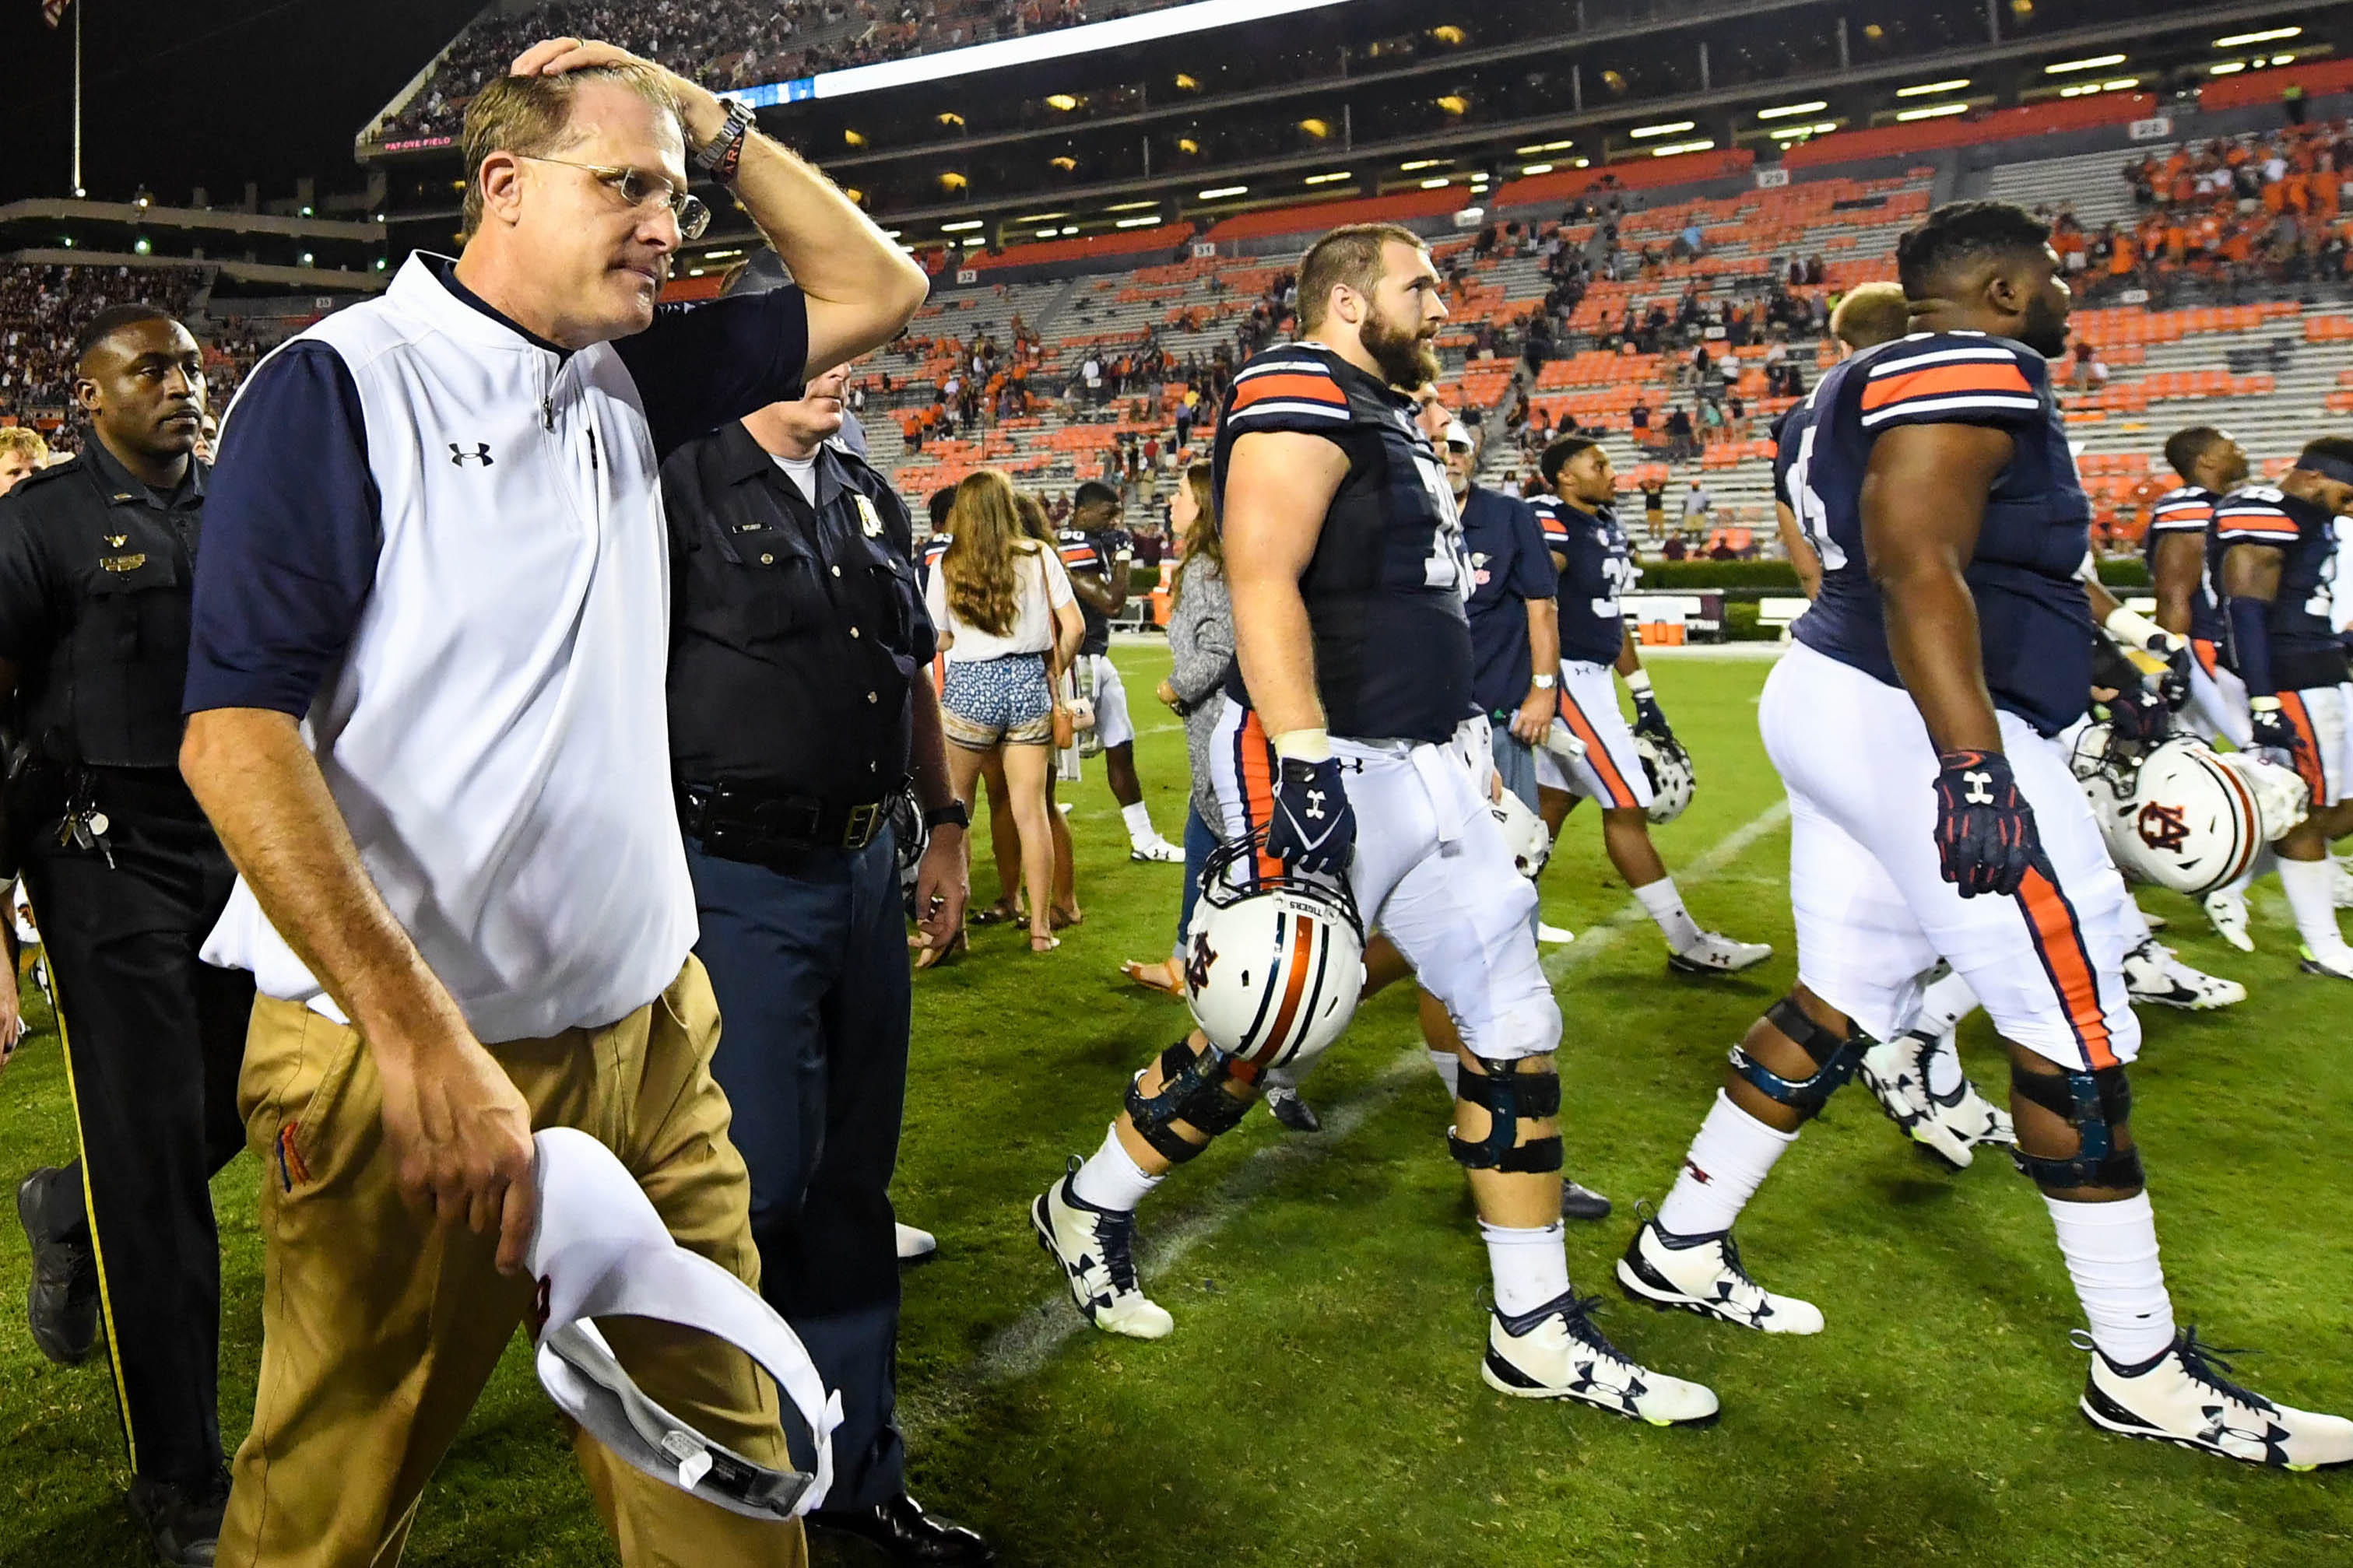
[219,959,806,1568]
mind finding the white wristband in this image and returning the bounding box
[1622,668,1653,697]
[2101,604,2173,657]
[1273,728,1331,763]
[2249,695,2284,713]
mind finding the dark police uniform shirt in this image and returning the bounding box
[662,426,934,801]
[1463,482,1558,717]
[0,437,206,769]
[1212,342,1472,745]
[1535,496,1633,667]
[1055,523,1131,658]
[2144,485,2225,644]
[1790,331,2095,737]
[2207,484,2348,689]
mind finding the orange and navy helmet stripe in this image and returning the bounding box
[2011,859,2119,1069]
[1554,686,1640,809]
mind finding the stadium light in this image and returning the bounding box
[703,248,746,260]
[2044,54,2126,74]
[1771,121,1839,139]
[939,219,984,231]
[1106,199,1159,210]
[1649,139,1716,156]
[2211,61,2248,74]
[743,0,1353,106]
[1198,184,1248,198]
[1115,216,1162,228]
[1897,78,1971,96]
[2275,52,2299,65]
[2214,26,2300,47]
[961,236,985,246]
[1896,103,1971,120]
[1421,177,1452,188]
[1755,101,1828,120]
[1016,211,1070,221]
[1512,139,1574,153]
[1062,225,1079,235]
[1521,163,1554,175]
[1304,170,1353,184]
[1630,121,1698,139]
[1400,158,1449,170]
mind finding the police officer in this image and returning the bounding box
[661,258,989,1567]
[0,303,251,1566]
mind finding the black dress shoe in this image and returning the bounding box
[808,1493,994,1566]
[1560,1178,1613,1222]
[16,1168,98,1366]
[127,1472,227,1568]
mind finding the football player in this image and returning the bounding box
[1030,223,1714,1423]
[2209,440,2353,978]
[1620,202,2351,1467]
[1058,480,1185,862]
[1530,436,1772,973]
[1772,282,1911,600]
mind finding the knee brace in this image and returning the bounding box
[2007,1063,2144,1191]
[1726,996,1867,1122]
[1447,1055,1563,1173]
[1125,1038,1252,1165]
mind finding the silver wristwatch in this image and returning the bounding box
[694,97,756,177]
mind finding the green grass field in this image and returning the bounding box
[3,647,2351,1566]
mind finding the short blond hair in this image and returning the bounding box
[1831,282,1910,353]
[1298,223,1428,332]
[460,62,682,238]
[0,427,48,467]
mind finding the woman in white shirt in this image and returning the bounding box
[925,469,1084,952]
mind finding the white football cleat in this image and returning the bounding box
[2202,888,2254,953]
[1858,1029,2011,1170]
[2299,945,2353,982]
[1536,921,1575,945]
[2081,1331,2353,1470]
[1482,1289,1719,1426]
[1129,837,1184,864]
[894,1222,937,1261]
[1666,931,1772,976]
[1615,1216,1824,1335]
[1031,1159,1173,1340]
[2121,938,2245,1011]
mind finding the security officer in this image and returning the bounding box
[660,256,989,1567]
[0,303,252,1566]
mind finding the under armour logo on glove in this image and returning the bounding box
[1631,692,1676,745]
[1933,749,2039,899]
[2248,700,2306,776]
[1266,756,1356,877]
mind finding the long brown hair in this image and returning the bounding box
[939,469,1038,637]
[1171,461,1220,608]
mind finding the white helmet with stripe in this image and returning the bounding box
[1490,788,1552,879]
[1635,732,1695,825]
[2070,724,2307,896]
[1182,833,1367,1072]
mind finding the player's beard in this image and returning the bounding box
[1361,307,1441,391]
[2017,293,2070,359]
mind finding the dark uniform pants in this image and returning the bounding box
[685,826,910,1510]
[19,770,252,1487]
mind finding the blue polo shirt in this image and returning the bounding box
[1461,482,1558,715]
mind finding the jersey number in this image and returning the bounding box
[1593,552,1634,620]
[1786,424,1849,573]
[1410,447,1466,594]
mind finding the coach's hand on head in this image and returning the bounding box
[503,35,928,374]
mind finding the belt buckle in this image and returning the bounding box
[842,801,880,849]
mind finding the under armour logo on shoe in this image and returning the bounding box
[1964,770,1993,805]
[449,442,494,467]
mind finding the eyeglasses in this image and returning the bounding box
[517,155,711,240]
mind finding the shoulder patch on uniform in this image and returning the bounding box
[2212,492,2302,542]
[2148,487,2214,531]
[1857,341,2038,428]
[1226,354,1351,425]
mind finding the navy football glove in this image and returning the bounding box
[1630,690,1675,745]
[1265,756,1356,877]
[1932,749,2038,899]
[2105,679,2172,745]
[2156,642,2193,714]
[2248,696,2306,774]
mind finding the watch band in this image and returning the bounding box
[695,98,755,181]
[922,801,971,832]
[1530,673,1557,689]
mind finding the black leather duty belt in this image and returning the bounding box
[676,781,890,860]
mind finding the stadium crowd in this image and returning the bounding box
[0,265,207,444]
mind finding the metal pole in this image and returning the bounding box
[1699,40,1710,93]
[1986,0,2000,43]
[1835,16,1849,71]
[72,0,83,195]
[1572,61,1582,114]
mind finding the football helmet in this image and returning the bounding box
[2070,724,2306,897]
[1635,732,1695,825]
[1491,788,1552,879]
[1182,833,1367,1072]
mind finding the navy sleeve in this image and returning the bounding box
[1505,500,1558,600]
[0,496,58,665]
[615,286,810,459]
[184,342,382,717]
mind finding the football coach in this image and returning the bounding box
[179,37,926,1567]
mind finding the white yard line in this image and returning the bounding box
[900,798,1791,1433]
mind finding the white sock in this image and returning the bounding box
[2278,855,2351,961]
[1120,800,1159,847]
[1480,1220,1571,1317]
[1921,1030,1965,1099]
[1634,875,1704,952]
[1069,1123,1164,1213]
[1916,970,1980,1037]
[1428,1049,1461,1097]
[2043,1191,2176,1366]
[1656,1089,1797,1237]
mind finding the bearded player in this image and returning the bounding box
[1619,202,2351,1467]
[1028,223,1715,1423]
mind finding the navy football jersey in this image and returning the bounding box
[1461,482,1558,715]
[1055,524,1129,656]
[2207,485,2348,689]
[1212,342,1473,743]
[1535,496,1635,667]
[2141,485,2224,644]
[1787,331,2095,736]
[1770,390,1819,512]
[918,532,949,588]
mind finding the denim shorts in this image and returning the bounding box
[941,653,1054,748]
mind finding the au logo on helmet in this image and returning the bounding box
[2136,801,2191,853]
